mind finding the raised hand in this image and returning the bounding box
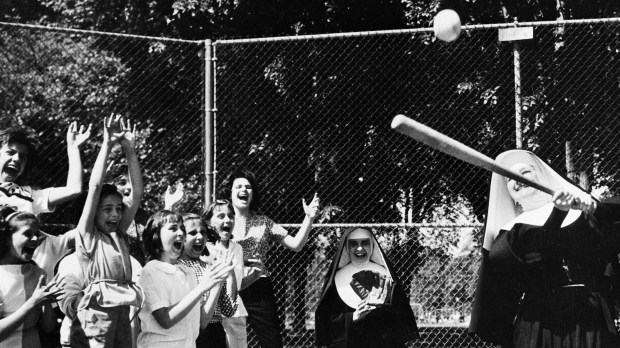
[198,259,235,292]
[218,249,238,277]
[164,182,185,210]
[119,118,137,150]
[66,121,92,148]
[103,114,126,144]
[302,193,321,219]
[27,276,66,306]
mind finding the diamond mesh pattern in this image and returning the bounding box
[0,24,206,224]
[2,18,620,348]
[214,20,620,347]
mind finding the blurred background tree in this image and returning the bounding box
[1,0,619,333]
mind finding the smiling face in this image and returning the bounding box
[183,218,206,259]
[6,218,40,264]
[506,163,540,203]
[231,178,253,211]
[160,218,185,263]
[210,204,235,242]
[95,194,123,234]
[114,174,132,203]
[0,142,29,183]
[346,229,373,267]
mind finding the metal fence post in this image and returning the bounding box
[205,39,215,207]
[6,18,619,347]
[513,22,523,149]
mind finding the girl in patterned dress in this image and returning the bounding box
[178,209,237,348]
[220,170,320,348]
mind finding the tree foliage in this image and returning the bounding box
[1,0,619,325]
[0,0,618,221]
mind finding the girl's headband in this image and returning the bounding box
[6,211,20,221]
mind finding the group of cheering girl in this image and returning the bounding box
[0,116,319,348]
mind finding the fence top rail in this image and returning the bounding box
[3,16,618,45]
[0,21,204,44]
[215,17,620,45]
[280,223,483,228]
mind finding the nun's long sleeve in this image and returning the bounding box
[497,201,620,268]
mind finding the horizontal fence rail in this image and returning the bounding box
[2,17,620,348]
[214,17,620,347]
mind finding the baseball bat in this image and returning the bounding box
[390,114,555,195]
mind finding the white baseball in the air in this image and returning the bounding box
[433,9,461,42]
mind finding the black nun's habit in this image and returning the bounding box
[469,149,620,347]
[315,227,419,348]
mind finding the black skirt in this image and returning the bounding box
[514,286,619,348]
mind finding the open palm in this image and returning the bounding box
[67,121,92,148]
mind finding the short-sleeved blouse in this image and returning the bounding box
[137,260,199,348]
[34,229,78,282]
[233,214,288,266]
[0,262,46,348]
[0,183,54,215]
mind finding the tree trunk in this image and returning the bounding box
[565,140,577,181]
[565,140,590,190]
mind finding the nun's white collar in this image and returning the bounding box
[335,261,389,308]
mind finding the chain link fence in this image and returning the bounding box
[214,18,620,347]
[262,224,486,348]
[0,23,207,226]
[2,17,620,348]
